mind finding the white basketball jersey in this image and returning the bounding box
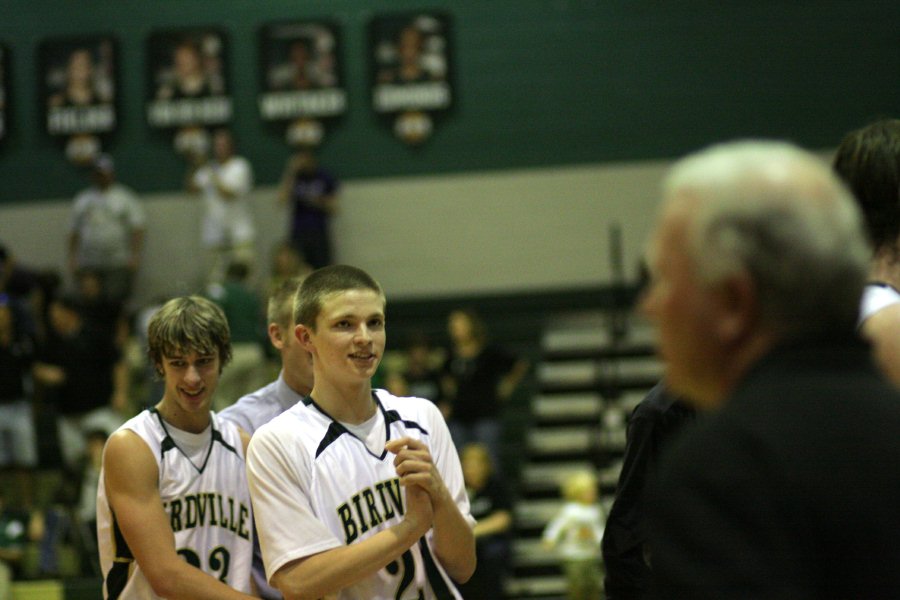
[97,409,253,599]
[859,282,900,325]
[248,390,473,600]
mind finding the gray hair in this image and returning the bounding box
[664,140,869,336]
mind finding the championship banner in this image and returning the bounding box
[146,28,231,131]
[258,20,346,147]
[40,35,117,162]
[0,44,7,142]
[369,12,453,145]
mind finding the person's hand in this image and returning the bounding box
[386,437,437,535]
[386,436,448,500]
[33,363,66,386]
[403,482,433,539]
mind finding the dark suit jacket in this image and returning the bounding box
[602,382,695,600]
[648,337,900,600]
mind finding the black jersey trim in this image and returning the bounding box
[308,391,428,460]
[105,513,134,599]
[211,427,240,457]
[150,407,228,473]
[418,538,457,600]
[383,409,429,436]
[870,281,900,293]
[315,422,349,458]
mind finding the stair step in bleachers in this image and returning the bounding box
[515,499,565,528]
[527,426,598,456]
[505,575,568,599]
[537,360,599,387]
[513,538,563,567]
[503,309,658,598]
[532,392,604,423]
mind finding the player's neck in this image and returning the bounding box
[155,398,211,434]
[311,378,376,425]
[870,248,900,289]
[282,367,312,397]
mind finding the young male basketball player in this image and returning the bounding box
[246,265,476,599]
[97,296,256,599]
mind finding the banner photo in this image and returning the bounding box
[369,12,453,145]
[146,28,231,130]
[40,35,117,162]
[258,20,346,146]
[41,36,116,136]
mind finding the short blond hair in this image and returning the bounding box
[293,265,384,330]
[561,470,597,502]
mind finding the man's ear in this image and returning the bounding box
[296,323,315,351]
[268,322,284,350]
[715,271,759,344]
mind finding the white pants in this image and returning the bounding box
[0,399,37,468]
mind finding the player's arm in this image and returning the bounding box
[862,304,900,387]
[239,428,251,454]
[276,156,298,205]
[248,431,434,600]
[214,161,251,201]
[103,430,256,600]
[387,436,476,584]
[473,507,512,538]
[271,500,431,600]
[214,177,239,199]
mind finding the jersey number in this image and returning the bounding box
[386,550,424,600]
[177,546,231,583]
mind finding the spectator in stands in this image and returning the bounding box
[601,382,695,600]
[441,308,529,462]
[133,296,167,409]
[542,470,606,600]
[67,153,145,306]
[206,262,266,411]
[0,492,38,594]
[75,429,106,546]
[219,274,314,599]
[266,241,312,304]
[401,331,444,406]
[642,140,900,597]
[186,128,255,286]
[73,268,128,351]
[0,293,38,509]
[0,242,40,307]
[833,118,900,384]
[381,331,445,405]
[32,291,127,471]
[277,150,339,270]
[458,442,514,600]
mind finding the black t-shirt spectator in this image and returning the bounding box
[443,344,517,423]
[37,323,120,416]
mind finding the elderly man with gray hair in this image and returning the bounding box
[641,141,900,599]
